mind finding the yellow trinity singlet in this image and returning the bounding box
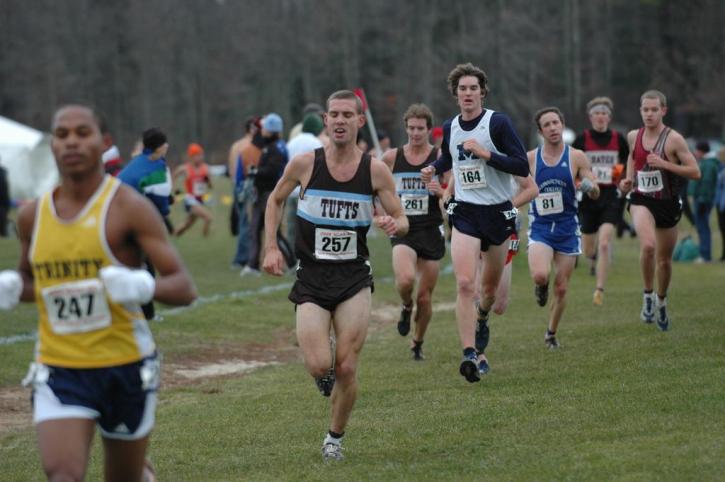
[30,175,155,368]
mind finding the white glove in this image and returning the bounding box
[579,177,595,194]
[99,266,155,305]
[0,270,23,311]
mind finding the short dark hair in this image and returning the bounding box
[244,116,260,134]
[52,103,108,134]
[447,63,489,98]
[326,90,363,114]
[695,140,710,153]
[403,103,434,129]
[142,127,167,151]
[534,107,565,129]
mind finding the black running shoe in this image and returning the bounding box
[315,368,335,397]
[544,335,560,350]
[397,306,412,336]
[474,317,490,354]
[459,352,480,383]
[411,341,424,361]
[535,283,549,307]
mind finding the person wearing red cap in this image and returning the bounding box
[431,126,444,152]
[173,143,213,237]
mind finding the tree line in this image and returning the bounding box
[0,0,723,164]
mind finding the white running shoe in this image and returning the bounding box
[640,292,655,323]
[322,442,344,461]
[240,266,261,277]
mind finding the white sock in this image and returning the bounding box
[324,432,343,446]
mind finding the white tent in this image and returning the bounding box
[0,115,58,201]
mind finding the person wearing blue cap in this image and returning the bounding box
[242,113,295,275]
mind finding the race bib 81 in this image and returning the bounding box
[535,191,564,216]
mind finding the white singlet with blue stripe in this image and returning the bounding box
[449,110,517,205]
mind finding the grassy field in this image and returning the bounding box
[1,178,724,481]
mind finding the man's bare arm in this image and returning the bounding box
[124,190,197,305]
[573,149,600,200]
[662,132,700,180]
[263,153,313,275]
[16,201,37,302]
[371,159,408,237]
[512,175,539,208]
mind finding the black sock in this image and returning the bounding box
[413,339,423,348]
[476,305,489,321]
[329,430,344,439]
[463,347,476,357]
[644,289,653,295]
[546,330,556,337]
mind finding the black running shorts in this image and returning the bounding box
[449,200,516,251]
[289,261,374,312]
[579,186,624,234]
[390,224,446,261]
[628,193,682,229]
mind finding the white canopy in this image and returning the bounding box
[0,115,58,201]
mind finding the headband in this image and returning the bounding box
[589,104,612,116]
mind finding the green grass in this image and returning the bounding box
[1,178,724,481]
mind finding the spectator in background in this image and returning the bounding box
[356,133,369,153]
[284,113,325,248]
[714,147,725,261]
[677,143,700,228]
[243,113,294,276]
[431,126,444,152]
[689,140,720,262]
[377,129,391,154]
[119,128,173,231]
[130,139,144,158]
[288,103,324,141]
[119,127,174,320]
[0,157,9,237]
[228,116,261,269]
[102,145,124,176]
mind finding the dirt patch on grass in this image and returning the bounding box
[0,388,31,434]
[0,302,457,436]
[0,329,300,436]
[369,301,456,329]
[161,329,300,389]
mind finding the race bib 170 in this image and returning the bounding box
[637,170,663,193]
